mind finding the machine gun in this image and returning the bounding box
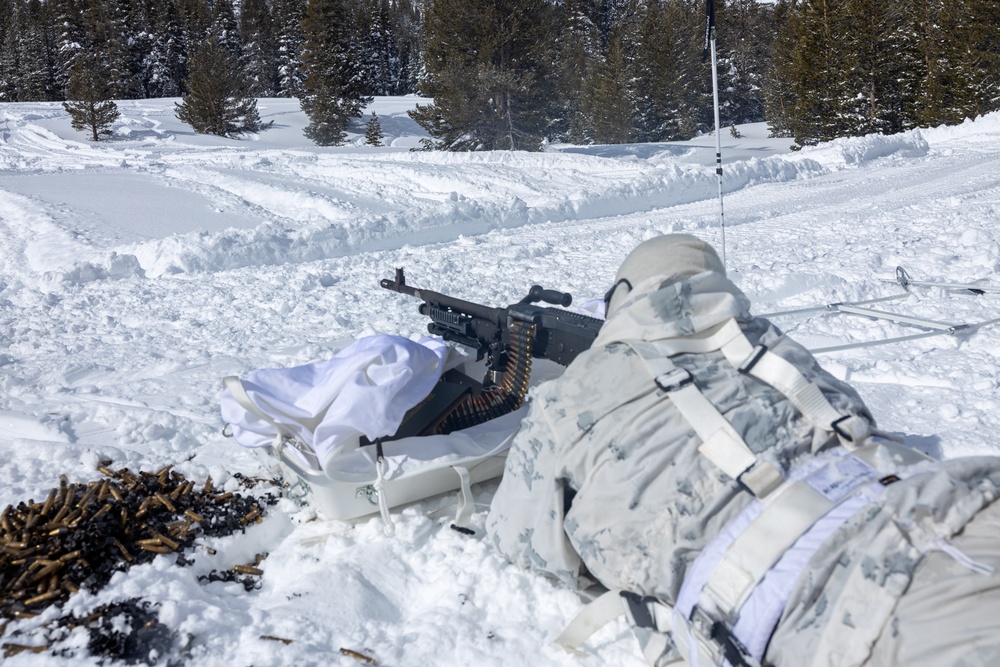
[380,268,603,435]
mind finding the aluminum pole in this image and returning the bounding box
[709,30,725,269]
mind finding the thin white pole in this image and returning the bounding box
[709,24,725,269]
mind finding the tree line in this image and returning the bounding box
[0,0,422,102]
[2,0,998,149]
[767,0,1000,146]
[413,0,1000,150]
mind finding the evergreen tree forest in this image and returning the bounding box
[0,0,424,104]
[1,0,998,149]
[766,0,1000,146]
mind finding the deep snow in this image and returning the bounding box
[1,96,999,666]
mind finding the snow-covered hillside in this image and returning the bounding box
[1,97,999,666]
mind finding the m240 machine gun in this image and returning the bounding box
[380,268,603,436]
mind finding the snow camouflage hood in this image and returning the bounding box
[597,269,751,344]
[487,267,1000,667]
[606,234,727,317]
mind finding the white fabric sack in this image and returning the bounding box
[221,335,449,469]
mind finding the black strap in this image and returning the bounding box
[711,620,757,667]
[603,277,634,311]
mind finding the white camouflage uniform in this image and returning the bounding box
[486,237,1000,667]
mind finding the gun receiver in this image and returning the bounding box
[379,268,604,435]
[380,267,603,376]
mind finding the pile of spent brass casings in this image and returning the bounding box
[0,463,275,624]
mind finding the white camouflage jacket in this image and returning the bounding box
[486,271,1000,666]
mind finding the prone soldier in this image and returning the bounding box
[486,234,1000,667]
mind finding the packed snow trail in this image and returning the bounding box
[0,98,999,666]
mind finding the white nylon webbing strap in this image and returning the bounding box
[552,589,629,655]
[674,620,723,667]
[702,481,833,614]
[451,465,475,528]
[708,450,880,615]
[640,633,672,666]
[625,314,854,448]
[554,590,678,659]
[665,377,784,499]
[632,318,753,358]
[625,340,784,499]
[673,449,884,667]
[374,451,395,537]
[733,347,870,449]
[738,461,785,499]
[624,596,675,665]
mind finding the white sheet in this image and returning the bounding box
[220,335,449,468]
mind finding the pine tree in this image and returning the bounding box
[240,0,280,97]
[62,54,121,140]
[551,0,604,143]
[909,0,1000,126]
[391,0,423,95]
[80,0,143,99]
[836,0,918,137]
[365,112,384,146]
[966,0,1000,116]
[142,0,187,98]
[299,0,371,146]
[410,0,556,151]
[0,0,11,52]
[761,0,798,137]
[175,37,271,137]
[360,0,402,96]
[48,0,88,98]
[176,0,211,50]
[273,0,306,97]
[581,32,633,144]
[630,0,706,142]
[0,0,24,101]
[210,0,241,58]
[716,0,775,126]
[389,0,425,95]
[19,0,54,101]
[784,0,854,146]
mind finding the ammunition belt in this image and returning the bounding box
[436,321,534,433]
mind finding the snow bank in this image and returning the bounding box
[1,98,1000,666]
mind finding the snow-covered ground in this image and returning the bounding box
[2,96,999,666]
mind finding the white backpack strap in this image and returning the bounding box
[449,465,476,533]
[704,481,843,613]
[626,342,784,499]
[373,439,396,537]
[552,589,629,655]
[554,589,676,661]
[715,328,870,449]
[632,317,872,449]
[675,448,886,667]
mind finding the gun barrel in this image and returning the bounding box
[381,268,602,369]
[382,268,505,324]
[380,268,419,297]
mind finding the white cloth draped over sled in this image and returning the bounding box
[220,334,524,521]
[220,335,450,470]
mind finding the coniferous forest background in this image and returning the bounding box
[2,0,998,149]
